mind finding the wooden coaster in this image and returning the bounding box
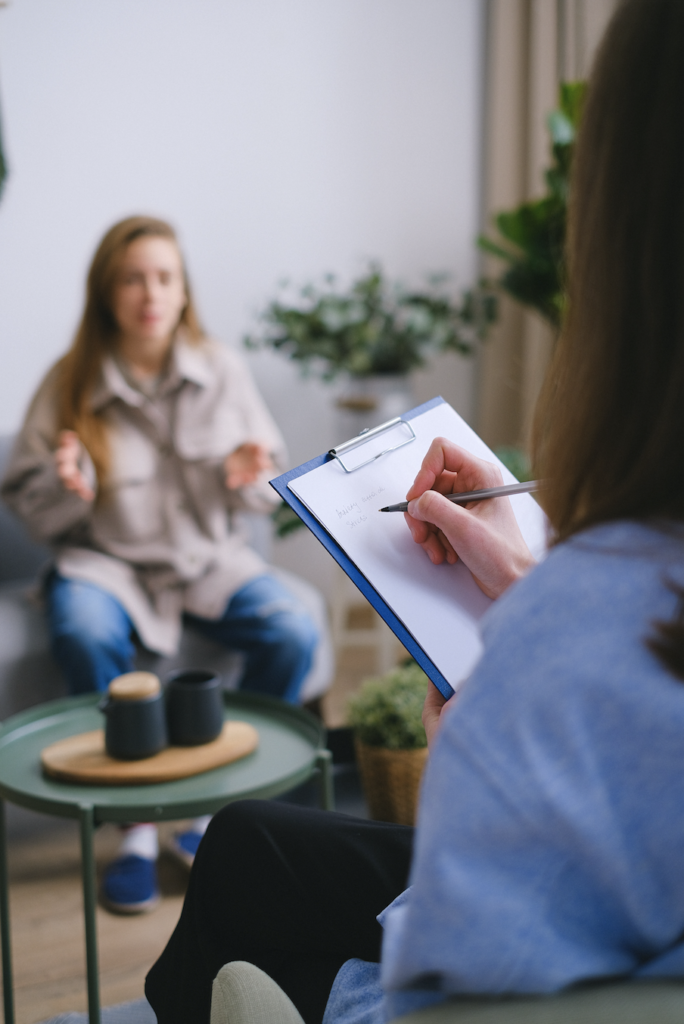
[41,721,259,786]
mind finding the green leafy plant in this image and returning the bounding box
[271,501,304,539]
[479,82,587,329]
[245,265,496,380]
[494,445,532,482]
[347,661,428,750]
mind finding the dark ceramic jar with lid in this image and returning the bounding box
[99,671,168,760]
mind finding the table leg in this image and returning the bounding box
[316,749,334,811]
[78,805,100,1024]
[0,799,14,1024]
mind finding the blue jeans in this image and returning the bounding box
[46,572,318,704]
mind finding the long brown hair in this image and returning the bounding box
[532,0,684,676]
[57,215,204,483]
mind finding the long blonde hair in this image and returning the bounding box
[57,215,204,483]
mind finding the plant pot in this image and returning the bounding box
[334,374,414,443]
[354,738,428,825]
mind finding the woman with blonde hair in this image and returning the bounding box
[2,215,318,912]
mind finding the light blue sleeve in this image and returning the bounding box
[380,525,684,1002]
[322,959,384,1024]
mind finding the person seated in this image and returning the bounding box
[143,0,684,1020]
[1,215,318,913]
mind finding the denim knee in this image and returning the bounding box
[263,609,319,660]
[47,574,130,641]
[188,574,320,703]
[46,572,135,693]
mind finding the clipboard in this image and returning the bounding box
[271,396,547,700]
[271,396,457,699]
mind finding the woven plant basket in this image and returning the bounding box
[354,738,428,825]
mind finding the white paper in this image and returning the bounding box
[289,401,548,690]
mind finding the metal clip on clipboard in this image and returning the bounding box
[328,416,416,473]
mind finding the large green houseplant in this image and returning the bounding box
[481,82,586,478]
[479,81,586,330]
[347,661,429,825]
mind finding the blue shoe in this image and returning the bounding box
[168,829,204,869]
[101,855,160,914]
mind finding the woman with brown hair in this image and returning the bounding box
[145,1,684,1021]
[1,216,318,912]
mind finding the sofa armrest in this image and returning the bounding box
[395,979,684,1024]
[209,966,684,1024]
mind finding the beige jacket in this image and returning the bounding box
[1,337,286,655]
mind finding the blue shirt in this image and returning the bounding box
[324,521,684,1023]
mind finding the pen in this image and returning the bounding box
[379,479,542,512]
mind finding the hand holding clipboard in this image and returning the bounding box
[271,398,547,698]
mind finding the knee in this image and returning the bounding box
[199,801,275,873]
[207,799,269,840]
[52,615,128,656]
[48,579,131,650]
[266,610,318,660]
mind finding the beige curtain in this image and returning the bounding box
[477,0,618,450]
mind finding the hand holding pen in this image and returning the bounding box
[380,479,540,513]
[402,437,538,600]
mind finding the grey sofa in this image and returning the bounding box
[0,435,333,720]
[210,961,684,1024]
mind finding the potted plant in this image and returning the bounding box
[245,263,494,382]
[247,264,496,537]
[478,81,586,331]
[347,660,429,825]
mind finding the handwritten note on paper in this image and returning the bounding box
[288,401,547,691]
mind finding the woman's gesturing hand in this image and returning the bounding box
[224,442,273,490]
[55,430,95,502]
[404,437,536,600]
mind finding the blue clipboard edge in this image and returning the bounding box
[270,396,454,700]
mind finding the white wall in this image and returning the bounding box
[0,0,483,592]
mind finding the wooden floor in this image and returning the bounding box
[3,819,190,1023]
[1,626,392,1024]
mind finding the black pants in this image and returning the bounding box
[145,800,414,1024]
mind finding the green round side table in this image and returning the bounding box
[0,691,332,1024]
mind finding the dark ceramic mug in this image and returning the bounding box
[165,670,224,746]
[99,672,168,760]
